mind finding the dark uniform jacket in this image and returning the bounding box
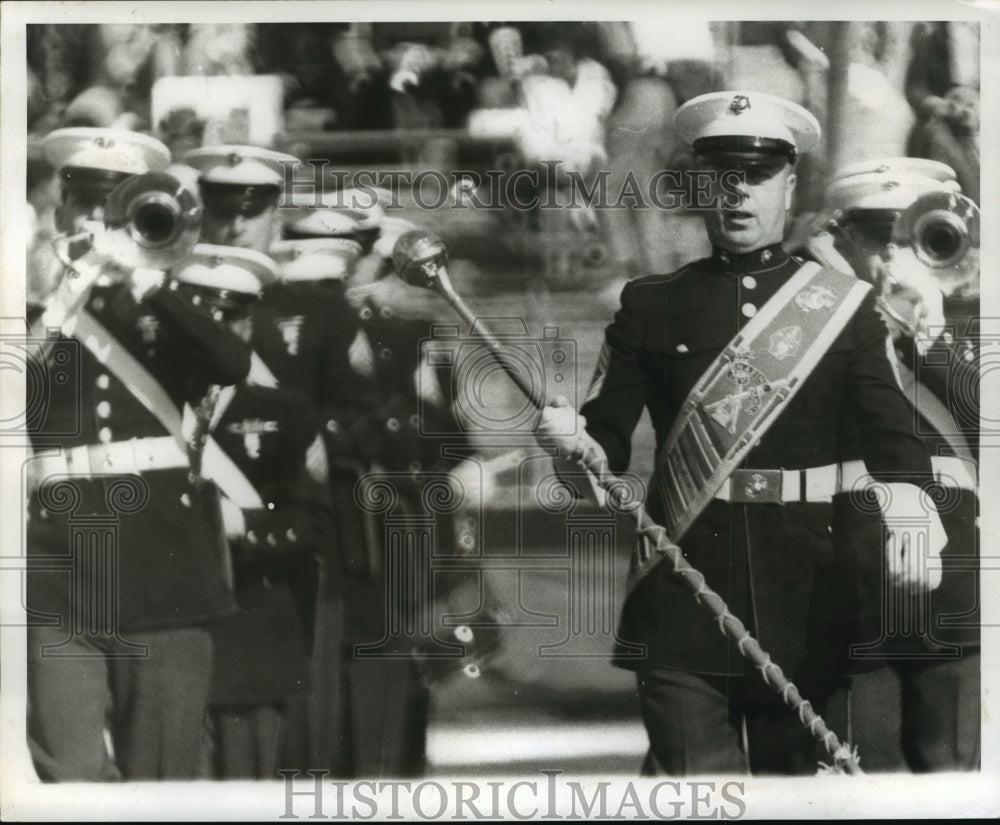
[249,279,376,580]
[206,384,334,706]
[249,281,362,415]
[580,243,933,678]
[248,270,453,776]
[846,301,981,655]
[28,280,250,631]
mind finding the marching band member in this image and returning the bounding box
[275,200,462,778]
[182,144,366,769]
[537,92,945,775]
[183,145,366,426]
[172,245,335,778]
[825,158,980,771]
[26,128,250,780]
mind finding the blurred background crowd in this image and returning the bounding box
[27,20,981,290]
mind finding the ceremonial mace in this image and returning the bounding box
[392,230,863,775]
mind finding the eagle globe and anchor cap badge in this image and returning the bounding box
[730,94,752,114]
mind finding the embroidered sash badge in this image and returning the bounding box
[768,325,803,361]
[794,285,836,312]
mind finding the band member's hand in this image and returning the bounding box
[220,495,247,542]
[880,482,946,592]
[873,246,945,351]
[537,397,608,506]
[536,395,592,460]
[128,267,167,303]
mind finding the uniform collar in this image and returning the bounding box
[708,243,788,273]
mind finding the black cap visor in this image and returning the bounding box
[60,166,132,202]
[199,181,280,220]
[842,209,901,246]
[694,136,797,166]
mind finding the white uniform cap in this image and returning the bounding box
[674,91,821,162]
[173,244,278,297]
[270,238,363,283]
[283,188,386,234]
[183,144,300,188]
[282,206,362,237]
[42,127,171,175]
[825,157,962,212]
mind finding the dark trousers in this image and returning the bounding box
[850,652,980,772]
[212,704,285,779]
[27,624,213,781]
[320,655,430,778]
[309,563,431,777]
[637,668,849,776]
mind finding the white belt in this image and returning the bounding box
[33,436,189,479]
[930,454,978,491]
[714,456,977,504]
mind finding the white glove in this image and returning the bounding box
[880,482,946,593]
[128,267,167,303]
[536,395,607,506]
[536,395,589,459]
[220,496,247,543]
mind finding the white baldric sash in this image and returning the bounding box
[69,309,264,508]
[894,360,974,463]
[649,261,871,572]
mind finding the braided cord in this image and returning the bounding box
[586,448,863,776]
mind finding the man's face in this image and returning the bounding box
[56,183,115,234]
[201,203,279,254]
[836,218,944,341]
[702,159,796,253]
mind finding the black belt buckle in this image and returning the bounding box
[730,469,784,504]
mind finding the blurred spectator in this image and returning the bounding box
[253,24,352,129]
[27,24,90,132]
[324,23,487,130]
[467,23,615,181]
[180,24,256,76]
[839,22,916,166]
[470,23,617,287]
[377,22,486,130]
[792,22,915,177]
[157,107,206,193]
[27,24,183,133]
[157,106,206,161]
[517,35,617,175]
[904,22,980,204]
[328,23,390,128]
[596,20,720,275]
